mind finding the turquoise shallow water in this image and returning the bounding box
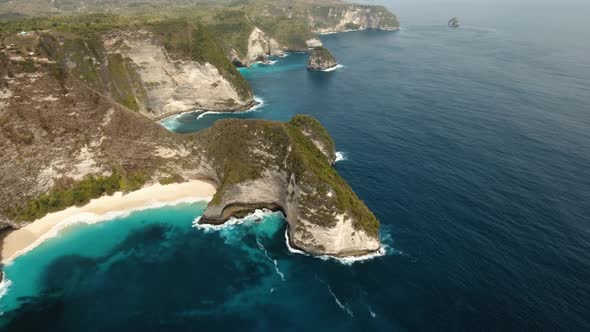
[3,0,590,330]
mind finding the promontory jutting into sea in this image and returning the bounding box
[1,0,590,331]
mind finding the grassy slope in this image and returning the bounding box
[287,115,379,236]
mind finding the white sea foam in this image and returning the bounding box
[192,208,280,231]
[196,96,265,120]
[334,151,348,163]
[328,284,354,317]
[256,238,286,281]
[316,277,354,317]
[0,279,12,300]
[284,228,388,265]
[369,306,377,318]
[322,64,344,72]
[3,197,212,266]
[252,60,278,66]
[158,110,202,130]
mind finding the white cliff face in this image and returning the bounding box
[103,30,252,119]
[201,169,381,257]
[245,27,286,65]
[289,215,381,257]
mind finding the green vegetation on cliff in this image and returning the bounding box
[3,170,148,223]
[286,115,379,236]
[202,115,378,236]
[37,30,149,113]
[206,10,254,61]
[149,19,252,100]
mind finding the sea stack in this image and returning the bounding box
[448,17,460,28]
[307,46,338,71]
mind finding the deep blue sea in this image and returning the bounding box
[2,0,590,330]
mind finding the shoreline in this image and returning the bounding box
[317,27,400,35]
[157,96,265,129]
[154,97,261,122]
[1,180,217,264]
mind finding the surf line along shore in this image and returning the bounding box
[1,180,217,264]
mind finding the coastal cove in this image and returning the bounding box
[1,180,217,263]
[1,1,590,331]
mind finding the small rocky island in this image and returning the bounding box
[448,17,460,28]
[307,46,338,71]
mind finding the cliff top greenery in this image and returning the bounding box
[310,46,336,61]
[202,115,378,236]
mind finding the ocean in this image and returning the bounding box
[2,0,590,330]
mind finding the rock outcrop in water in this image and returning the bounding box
[0,57,381,257]
[307,47,338,71]
[448,17,460,28]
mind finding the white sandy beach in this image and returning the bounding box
[1,180,217,264]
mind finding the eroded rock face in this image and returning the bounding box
[307,47,338,71]
[103,30,254,119]
[240,27,286,66]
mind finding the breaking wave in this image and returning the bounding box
[335,151,348,162]
[284,228,388,265]
[368,305,377,318]
[196,96,265,120]
[158,110,202,131]
[192,208,281,231]
[0,279,12,305]
[322,64,344,72]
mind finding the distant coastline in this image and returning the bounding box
[317,27,400,35]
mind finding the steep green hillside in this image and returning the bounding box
[38,31,148,112]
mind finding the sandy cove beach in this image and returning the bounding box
[1,180,217,264]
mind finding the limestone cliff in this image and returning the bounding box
[103,29,254,118]
[0,60,381,257]
[239,27,286,66]
[199,115,379,256]
[36,21,255,120]
[307,46,338,71]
